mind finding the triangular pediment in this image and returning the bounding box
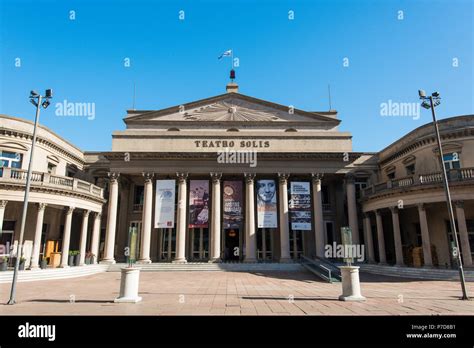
[124,93,340,126]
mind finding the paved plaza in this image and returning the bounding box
[1,270,473,315]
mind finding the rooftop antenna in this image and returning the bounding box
[328,84,332,111]
[132,82,136,110]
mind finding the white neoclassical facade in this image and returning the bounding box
[1,83,473,271]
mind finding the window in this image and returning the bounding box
[405,163,415,175]
[47,162,57,174]
[355,178,368,199]
[321,185,330,204]
[443,153,460,170]
[387,172,395,180]
[133,185,144,211]
[0,151,22,169]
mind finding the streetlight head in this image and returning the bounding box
[30,90,39,98]
[45,89,53,98]
[418,89,426,98]
[42,100,50,109]
[432,91,440,97]
[421,101,431,109]
[30,99,38,107]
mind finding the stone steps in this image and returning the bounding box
[358,264,474,281]
[107,262,303,272]
[0,264,109,284]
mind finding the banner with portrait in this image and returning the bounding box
[154,180,176,228]
[188,180,210,228]
[223,181,243,229]
[256,179,278,228]
[289,181,312,230]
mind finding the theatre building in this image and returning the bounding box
[0,82,473,270]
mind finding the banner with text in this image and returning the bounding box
[289,181,312,230]
[223,181,243,229]
[256,179,278,228]
[189,180,210,228]
[154,180,176,228]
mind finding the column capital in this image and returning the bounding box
[362,212,371,219]
[417,203,426,211]
[345,173,356,184]
[107,172,120,183]
[95,212,102,219]
[389,206,399,214]
[311,173,324,184]
[0,200,7,208]
[244,173,256,183]
[210,172,222,183]
[278,173,290,183]
[454,200,464,208]
[83,209,91,218]
[375,209,382,216]
[142,172,155,183]
[176,172,188,183]
[65,206,75,215]
[37,203,47,212]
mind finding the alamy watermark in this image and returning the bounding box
[380,99,420,120]
[217,149,257,168]
[55,100,96,120]
[324,242,365,262]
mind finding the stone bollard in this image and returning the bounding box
[114,267,142,303]
[338,265,366,301]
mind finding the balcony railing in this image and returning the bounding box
[0,167,104,199]
[361,167,474,198]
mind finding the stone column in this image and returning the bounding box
[90,212,101,264]
[102,172,119,264]
[375,209,387,264]
[417,204,432,267]
[278,173,291,262]
[345,174,359,244]
[311,173,325,258]
[454,201,472,266]
[79,210,90,266]
[0,200,7,232]
[173,172,188,263]
[362,212,375,263]
[60,207,75,267]
[390,207,404,266]
[30,203,47,269]
[138,173,154,264]
[244,173,257,262]
[210,172,222,262]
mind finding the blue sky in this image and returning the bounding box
[0,0,472,152]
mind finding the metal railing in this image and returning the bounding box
[0,167,103,199]
[361,167,474,198]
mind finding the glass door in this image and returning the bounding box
[257,228,274,261]
[191,228,209,261]
[161,228,176,261]
[289,230,304,260]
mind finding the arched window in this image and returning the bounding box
[167,128,180,131]
[284,128,297,132]
[226,128,239,132]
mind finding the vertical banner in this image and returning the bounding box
[223,181,243,229]
[289,181,312,230]
[154,180,176,228]
[256,179,278,228]
[189,180,210,228]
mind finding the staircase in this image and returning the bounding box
[358,263,474,281]
[107,262,304,272]
[300,256,341,282]
[0,264,109,284]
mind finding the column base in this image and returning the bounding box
[136,259,152,264]
[208,258,221,263]
[29,265,40,270]
[338,294,366,302]
[243,258,257,263]
[279,258,293,263]
[172,259,187,264]
[100,259,116,265]
[58,265,70,269]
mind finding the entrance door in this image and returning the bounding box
[289,230,304,260]
[161,228,176,261]
[191,228,209,261]
[224,228,240,261]
[257,228,273,261]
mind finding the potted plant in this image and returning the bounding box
[40,256,48,269]
[74,251,81,266]
[0,256,8,271]
[19,257,26,270]
[68,251,75,266]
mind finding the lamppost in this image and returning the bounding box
[7,89,53,305]
[418,89,469,300]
